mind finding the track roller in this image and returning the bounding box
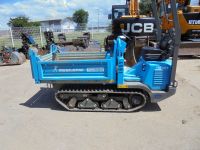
[101,99,122,109]
[78,98,98,109]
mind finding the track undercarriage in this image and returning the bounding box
[55,85,148,112]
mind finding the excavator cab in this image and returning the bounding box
[108,5,129,20]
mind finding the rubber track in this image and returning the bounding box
[55,88,147,112]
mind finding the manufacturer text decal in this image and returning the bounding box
[188,20,200,25]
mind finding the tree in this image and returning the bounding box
[139,0,152,15]
[29,21,40,27]
[7,16,40,27]
[72,9,89,30]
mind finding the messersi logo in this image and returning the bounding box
[121,23,154,33]
[188,20,200,25]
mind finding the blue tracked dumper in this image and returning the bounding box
[29,37,177,112]
[29,0,180,112]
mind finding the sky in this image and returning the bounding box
[0,0,124,28]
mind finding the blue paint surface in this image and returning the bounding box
[29,37,172,91]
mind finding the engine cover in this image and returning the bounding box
[112,17,156,37]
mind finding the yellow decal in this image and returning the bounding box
[108,80,115,83]
[118,85,128,88]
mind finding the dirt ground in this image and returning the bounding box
[0,58,199,150]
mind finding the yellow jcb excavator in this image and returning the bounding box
[107,0,156,66]
[161,0,200,39]
[109,0,200,56]
[159,0,200,55]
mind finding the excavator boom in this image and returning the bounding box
[126,0,139,16]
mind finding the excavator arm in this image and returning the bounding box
[126,0,139,16]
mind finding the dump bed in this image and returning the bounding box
[29,50,116,84]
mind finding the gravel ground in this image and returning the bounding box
[0,58,199,150]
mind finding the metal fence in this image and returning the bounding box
[0,24,111,49]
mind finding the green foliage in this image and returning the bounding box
[29,21,40,27]
[139,0,152,15]
[73,9,89,30]
[7,16,40,27]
